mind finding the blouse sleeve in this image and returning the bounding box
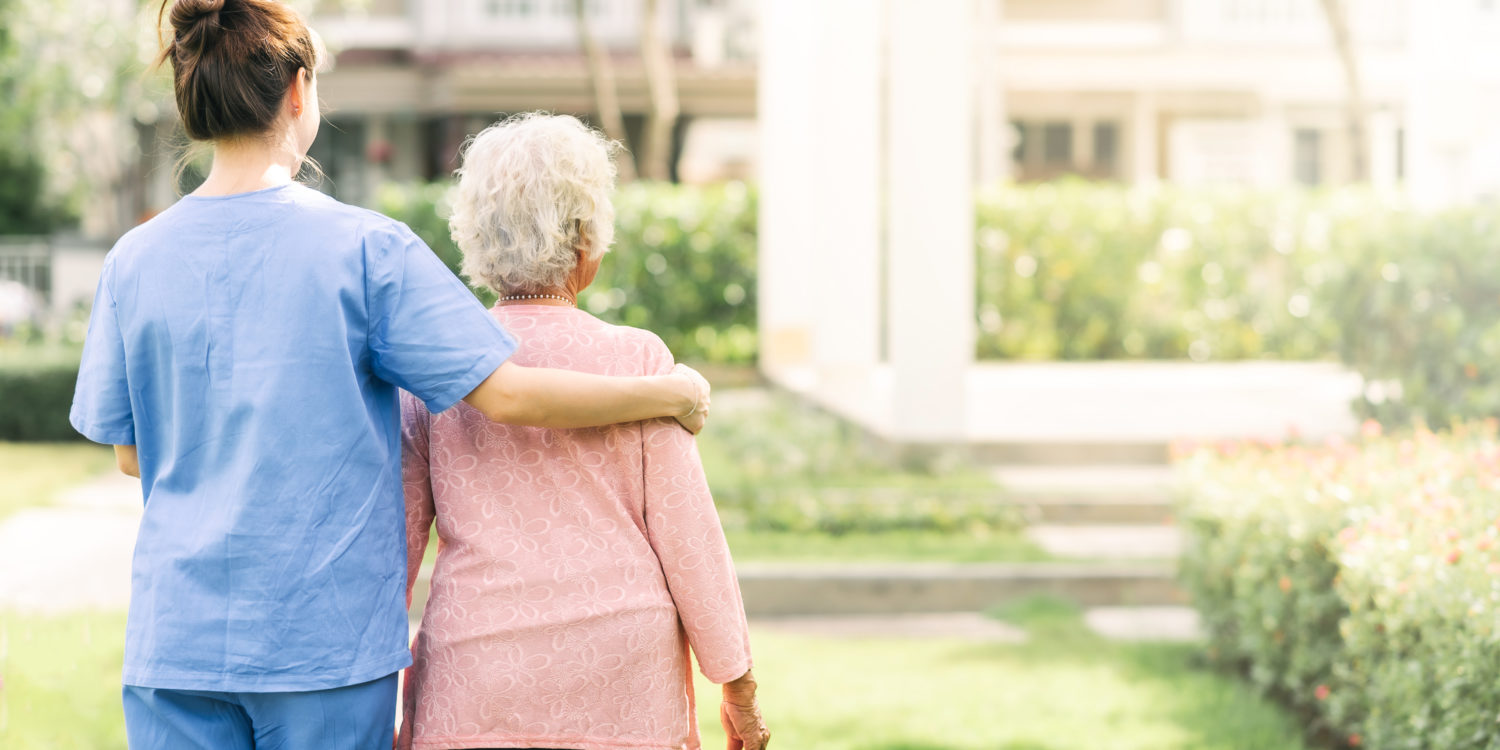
[637,334,753,684]
[400,391,437,612]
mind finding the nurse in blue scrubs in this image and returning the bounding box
[68,1,711,747]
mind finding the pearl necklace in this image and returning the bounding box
[498,293,574,306]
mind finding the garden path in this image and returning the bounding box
[0,472,140,613]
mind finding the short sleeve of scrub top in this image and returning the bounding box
[70,256,136,445]
[365,223,517,412]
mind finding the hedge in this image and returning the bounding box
[1177,423,1500,749]
[0,349,81,441]
[377,180,758,365]
[975,182,1343,361]
[976,182,1500,423]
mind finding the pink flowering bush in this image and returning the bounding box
[1178,420,1500,749]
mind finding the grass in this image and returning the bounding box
[3,607,1311,750]
[0,611,129,750]
[724,528,1051,563]
[692,597,1311,750]
[0,442,114,521]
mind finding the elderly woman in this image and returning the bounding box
[398,113,769,750]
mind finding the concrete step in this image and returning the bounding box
[968,440,1170,467]
[993,465,1176,524]
[736,562,1182,616]
[1026,524,1183,560]
[751,607,1203,643]
[411,562,1185,619]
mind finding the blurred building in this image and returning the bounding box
[302,0,758,205]
[985,0,1500,203]
[759,0,1500,446]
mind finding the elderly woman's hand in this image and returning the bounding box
[672,363,712,434]
[720,670,769,750]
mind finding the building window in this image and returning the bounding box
[1294,128,1322,186]
[1009,120,1028,164]
[1093,122,1119,171]
[1042,122,1073,166]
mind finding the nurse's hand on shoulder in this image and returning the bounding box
[672,363,711,434]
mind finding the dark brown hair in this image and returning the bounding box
[156,0,318,141]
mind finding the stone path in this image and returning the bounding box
[0,472,141,613]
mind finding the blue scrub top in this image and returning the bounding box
[70,182,517,692]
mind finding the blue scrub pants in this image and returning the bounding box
[122,672,398,750]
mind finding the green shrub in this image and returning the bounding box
[1320,205,1500,425]
[1178,423,1500,749]
[0,348,82,441]
[377,181,758,364]
[977,182,1500,422]
[975,181,1349,361]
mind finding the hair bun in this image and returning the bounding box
[169,0,228,54]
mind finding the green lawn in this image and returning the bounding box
[0,612,129,750]
[694,601,1310,750]
[0,442,114,521]
[3,607,1309,750]
[725,528,1051,563]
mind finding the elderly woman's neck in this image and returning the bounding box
[496,287,576,307]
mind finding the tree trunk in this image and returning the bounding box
[1319,0,1368,182]
[574,0,636,182]
[638,0,680,181]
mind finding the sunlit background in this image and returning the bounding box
[5,1,1500,748]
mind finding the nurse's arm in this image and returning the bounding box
[463,361,711,434]
[113,445,140,478]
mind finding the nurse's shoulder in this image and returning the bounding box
[279,184,428,260]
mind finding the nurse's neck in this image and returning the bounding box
[192,135,305,198]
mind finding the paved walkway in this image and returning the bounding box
[0,473,141,613]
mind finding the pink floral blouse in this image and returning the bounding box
[398,305,753,750]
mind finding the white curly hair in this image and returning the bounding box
[449,112,621,295]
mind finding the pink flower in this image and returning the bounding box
[1361,419,1382,439]
[1315,684,1331,701]
[1349,733,1363,747]
[1446,549,1463,565]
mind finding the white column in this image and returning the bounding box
[975,0,1008,186]
[885,0,976,443]
[1368,109,1399,190]
[1257,100,1290,188]
[1129,92,1159,183]
[810,0,883,377]
[757,0,820,373]
[1405,0,1470,207]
